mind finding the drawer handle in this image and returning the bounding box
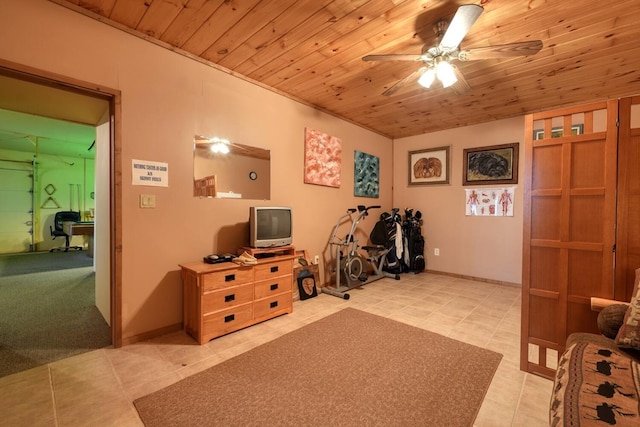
[270,301,278,308]
[224,314,235,323]
[270,266,279,273]
[225,274,236,282]
[224,294,235,302]
[270,283,278,291]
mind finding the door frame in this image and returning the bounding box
[0,58,123,347]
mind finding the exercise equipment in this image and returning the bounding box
[323,205,400,299]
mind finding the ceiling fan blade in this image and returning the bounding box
[460,40,543,60]
[363,54,423,62]
[450,65,471,95]
[439,4,484,50]
[383,67,427,96]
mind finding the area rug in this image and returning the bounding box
[134,308,502,426]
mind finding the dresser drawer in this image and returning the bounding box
[254,276,292,300]
[202,266,253,291]
[202,303,253,340]
[203,283,253,314]
[254,259,291,281]
[254,293,292,320]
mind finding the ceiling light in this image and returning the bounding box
[208,137,230,154]
[418,68,436,88]
[211,143,229,154]
[436,61,457,88]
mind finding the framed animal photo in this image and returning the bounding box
[408,146,450,186]
[462,143,519,186]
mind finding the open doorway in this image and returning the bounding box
[0,109,97,254]
[0,62,120,377]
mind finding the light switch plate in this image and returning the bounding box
[140,194,156,208]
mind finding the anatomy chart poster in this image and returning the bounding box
[465,187,515,216]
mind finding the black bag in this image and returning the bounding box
[297,269,318,300]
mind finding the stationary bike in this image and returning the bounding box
[322,205,400,300]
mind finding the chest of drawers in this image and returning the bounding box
[179,255,294,344]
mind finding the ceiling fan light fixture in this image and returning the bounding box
[211,143,229,154]
[418,68,436,88]
[436,61,457,88]
[208,136,230,154]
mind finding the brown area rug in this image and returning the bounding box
[134,308,502,426]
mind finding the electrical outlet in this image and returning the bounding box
[434,248,440,256]
[314,255,320,265]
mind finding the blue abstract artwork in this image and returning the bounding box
[354,151,379,198]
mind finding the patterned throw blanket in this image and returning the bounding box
[551,341,640,426]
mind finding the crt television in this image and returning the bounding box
[249,206,293,248]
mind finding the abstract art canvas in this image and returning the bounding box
[354,150,379,198]
[304,128,342,188]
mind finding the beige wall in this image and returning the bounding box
[0,0,393,340]
[393,117,526,285]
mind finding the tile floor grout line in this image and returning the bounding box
[47,364,60,427]
[510,372,529,426]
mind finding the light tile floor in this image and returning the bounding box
[0,273,552,426]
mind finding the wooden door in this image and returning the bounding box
[521,100,618,378]
[616,96,640,301]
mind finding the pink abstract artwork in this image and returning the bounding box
[304,127,342,188]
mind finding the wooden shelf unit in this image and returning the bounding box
[179,253,295,344]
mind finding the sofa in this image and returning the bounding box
[550,269,640,426]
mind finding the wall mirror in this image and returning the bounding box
[193,135,270,200]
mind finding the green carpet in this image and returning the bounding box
[0,251,93,276]
[0,252,110,378]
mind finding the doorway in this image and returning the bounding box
[0,60,121,375]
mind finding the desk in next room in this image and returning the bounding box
[63,221,95,256]
[179,253,295,344]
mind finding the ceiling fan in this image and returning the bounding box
[362,4,543,96]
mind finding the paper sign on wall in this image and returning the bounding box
[465,186,515,216]
[132,159,169,187]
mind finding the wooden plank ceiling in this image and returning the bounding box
[51,0,640,139]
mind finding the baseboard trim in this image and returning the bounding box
[425,269,521,288]
[122,322,183,346]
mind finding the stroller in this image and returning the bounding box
[323,205,400,299]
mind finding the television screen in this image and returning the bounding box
[250,207,292,248]
[256,210,290,239]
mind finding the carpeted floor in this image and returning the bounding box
[134,307,503,427]
[0,252,111,378]
[0,251,93,276]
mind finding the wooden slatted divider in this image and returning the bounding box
[521,100,618,379]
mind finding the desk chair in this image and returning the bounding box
[50,211,83,252]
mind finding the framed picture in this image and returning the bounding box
[354,150,379,198]
[463,142,519,186]
[533,124,583,140]
[295,249,311,266]
[408,146,450,186]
